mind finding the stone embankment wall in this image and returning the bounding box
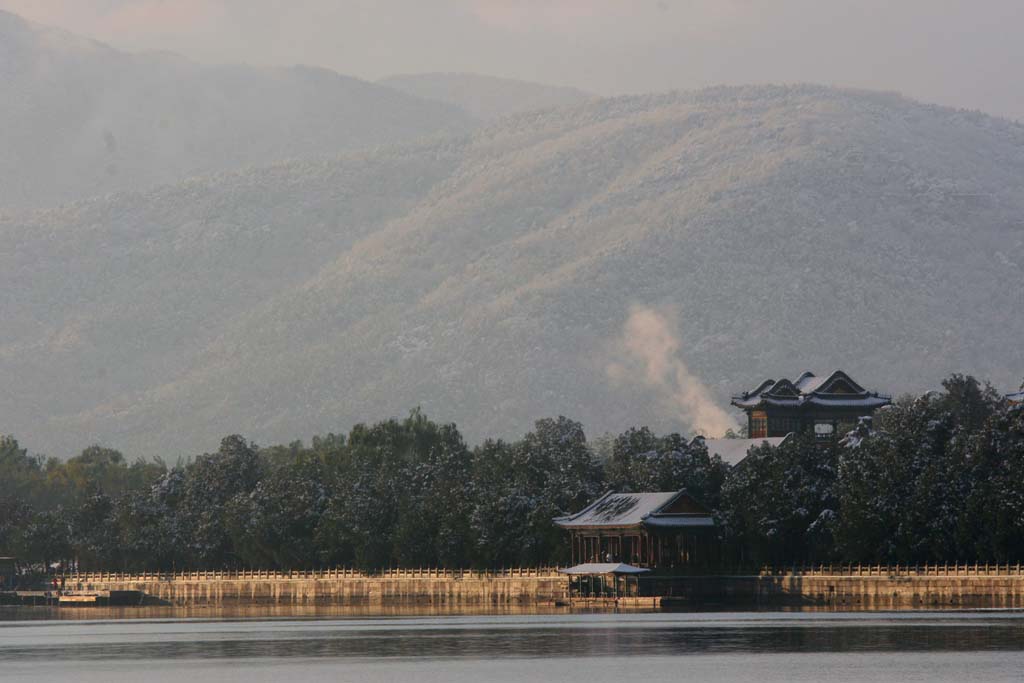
[757,564,1024,607]
[66,564,1024,608]
[647,564,1024,608]
[66,568,568,607]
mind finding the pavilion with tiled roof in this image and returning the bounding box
[554,489,715,569]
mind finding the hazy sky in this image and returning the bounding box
[3,0,1023,121]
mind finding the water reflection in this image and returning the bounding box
[2,611,1024,664]
[0,603,566,622]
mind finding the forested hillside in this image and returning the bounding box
[2,377,1022,570]
[2,85,1023,457]
[0,10,473,208]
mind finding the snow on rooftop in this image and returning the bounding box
[732,370,890,409]
[701,435,791,466]
[795,372,828,393]
[555,491,680,527]
[559,563,650,575]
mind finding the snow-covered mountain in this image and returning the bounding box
[0,10,474,209]
[379,72,593,120]
[3,85,1023,457]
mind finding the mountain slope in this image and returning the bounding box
[379,72,593,120]
[2,85,1023,456]
[0,10,474,209]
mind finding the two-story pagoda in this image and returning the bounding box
[731,370,890,441]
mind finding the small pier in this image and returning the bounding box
[1,589,146,606]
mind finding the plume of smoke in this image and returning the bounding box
[608,306,737,437]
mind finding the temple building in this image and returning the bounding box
[553,490,715,569]
[1008,390,1023,406]
[731,370,890,442]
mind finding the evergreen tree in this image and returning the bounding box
[177,435,261,567]
[719,434,838,565]
[605,427,726,507]
[228,455,327,569]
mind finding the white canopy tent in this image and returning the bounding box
[559,563,650,576]
[559,563,650,601]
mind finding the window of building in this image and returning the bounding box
[750,411,768,438]
[769,416,801,435]
[814,421,835,439]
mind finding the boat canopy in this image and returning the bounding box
[558,563,651,575]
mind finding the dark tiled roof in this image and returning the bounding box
[555,492,678,527]
[731,370,890,410]
[554,490,713,530]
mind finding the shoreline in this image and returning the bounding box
[23,565,1024,610]
[4,602,1024,623]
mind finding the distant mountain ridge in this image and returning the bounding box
[379,72,593,120]
[0,9,475,209]
[2,84,1023,458]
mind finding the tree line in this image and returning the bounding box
[1,375,1022,572]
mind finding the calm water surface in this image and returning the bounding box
[2,608,1024,682]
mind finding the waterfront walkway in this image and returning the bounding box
[43,563,1024,609]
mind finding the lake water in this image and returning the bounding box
[2,608,1024,682]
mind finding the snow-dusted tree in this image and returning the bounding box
[227,455,327,569]
[470,417,602,567]
[319,409,473,569]
[176,435,261,568]
[719,434,838,565]
[955,398,1024,561]
[605,427,726,507]
[834,375,1002,563]
[115,468,185,571]
[69,492,119,570]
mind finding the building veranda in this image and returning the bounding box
[553,490,716,570]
